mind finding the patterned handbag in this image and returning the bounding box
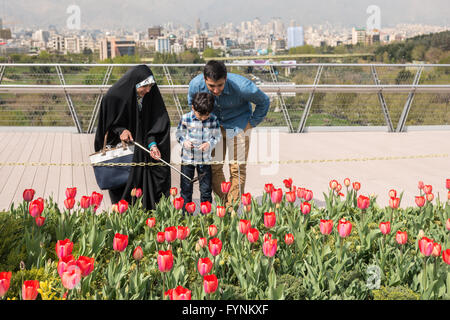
[89,131,134,190]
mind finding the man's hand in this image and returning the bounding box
[198,142,210,152]
[120,129,133,143]
[150,145,161,160]
[183,140,193,149]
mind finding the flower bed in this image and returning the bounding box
[1,179,449,300]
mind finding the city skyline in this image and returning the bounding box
[1,0,449,30]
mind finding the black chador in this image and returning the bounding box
[94,64,171,210]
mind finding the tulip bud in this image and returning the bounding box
[157,232,165,243]
[195,243,201,252]
[446,218,450,231]
[111,204,119,213]
[135,188,143,198]
[133,246,144,261]
[284,233,294,245]
[426,193,434,202]
[432,242,441,257]
[418,229,425,239]
[35,215,45,227]
[198,237,207,248]
[170,187,178,197]
[418,181,424,190]
[343,178,350,187]
[208,225,218,237]
[130,188,136,197]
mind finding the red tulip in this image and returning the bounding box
[164,289,174,300]
[35,215,45,227]
[198,237,207,248]
[423,185,432,195]
[271,188,283,204]
[239,219,251,234]
[132,246,144,261]
[301,201,311,215]
[208,225,218,237]
[415,196,425,207]
[90,191,103,207]
[177,226,190,240]
[320,219,333,235]
[61,265,82,290]
[426,193,434,202]
[57,255,76,277]
[22,280,40,300]
[389,197,400,209]
[135,188,143,198]
[304,189,313,201]
[285,191,296,203]
[241,193,252,206]
[172,197,184,210]
[203,274,218,294]
[264,183,274,194]
[146,217,156,228]
[185,202,196,214]
[216,206,226,218]
[55,239,74,259]
[76,256,95,277]
[336,184,342,192]
[388,189,397,198]
[65,187,77,199]
[23,189,35,202]
[170,187,178,197]
[165,226,177,242]
[379,221,391,235]
[0,271,12,298]
[157,250,174,272]
[208,238,222,256]
[337,219,352,238]
[446,218,450,231]
[197,257,213,276]
[283,178,293,189]
[357,195,370,210]
[264,212,276,228]
[264,233,272,242]
[29,199,43,217]
[418,237,434,256]
[329,179,338,190]
[446,179,450,190]
[247,228,259,243]
[156,232,165,243]
[396,231,408,245]
[200,201,211,215]
[221,181,231,194]
[64,197,75,210]
[284,233,294,245]
[263,238,278,257]
[80,196,90,209]
[113,233,128,252]
[443,249,450,265]
[448,191,450,201]
[117,199,128,214]
[172,285,191,300]
[418,180,424,190]
[343,178,350,187]
[432,242,441,257]
[296,187,305,199]
[352,182,361,191]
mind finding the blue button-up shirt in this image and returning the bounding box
[175,110,221,164]
[188,73,270,138]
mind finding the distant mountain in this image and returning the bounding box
[2,0,449,30]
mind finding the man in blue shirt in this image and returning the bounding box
[188,60,270,208]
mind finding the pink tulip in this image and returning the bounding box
[303,189,313,201]
[80,196,91,209]
[379,221,391,235]
[208,225,218,237]
[423,185,432,195]
[357,195,370,210]
[415,196,425,207]
[270,188,283,204]
[208,238,222,256]
[396,231,408,245]
[90,191,103,207]
[117,199,128,214]
[197,257,213,276]
[35,215,46,227]
[198,237,207,248]
[241,193,252,206]
[301,201,311,215]
[418,237,434,256]
[57,255,76,277]
[173,197,184,210]
[239,219,251,235]
[165,226,177,242]
[264,212,276,228]
[432,242,441,257]
[22,280,39,300]
[157,232,165,243]
[203,274,218,294]
[176,226,190,240]
[263,238,278,257]
[23,189,35,202]
[113,233,128,252]
[64,197,75,210]
[0,271,12,298]
[284,233,294,245]
[247,228,259,243]
[61,266,82,290]
[200,201,211,215]
[320,219,333,235]
[216,206,226,218]
[337,219,352,238]
[76,256,95,277]
[221,181,231,194]
[172,285,191,300]
[55,239,74,259]
[157,250,174,272]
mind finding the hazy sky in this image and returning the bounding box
[1,0,449,30]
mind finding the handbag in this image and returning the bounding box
[89,131,135,190]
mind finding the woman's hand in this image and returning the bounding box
[120,129,133,143]
[150,145,161,160]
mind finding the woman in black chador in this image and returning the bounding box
[94,64,171,210]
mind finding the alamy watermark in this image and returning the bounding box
[366,5,381,31]
[66,4,81,30]
[366,265,381,290]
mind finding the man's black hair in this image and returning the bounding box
[192,92,215,116]
[203,60,227,81]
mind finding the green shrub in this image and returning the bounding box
[278,274,307,300]
[6,267,59,300]
[0,212,27,272]
[372,285,420,300]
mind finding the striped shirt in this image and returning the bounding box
[175,110,221,164]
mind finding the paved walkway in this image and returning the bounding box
[0,128,449,212]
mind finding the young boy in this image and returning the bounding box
[175,92,221,214]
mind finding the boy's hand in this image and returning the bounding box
[120,129,133,142]
[198,142,210,151]
[183,141,193,149]
[150,145,161,160]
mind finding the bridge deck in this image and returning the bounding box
[0,128,449,212]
